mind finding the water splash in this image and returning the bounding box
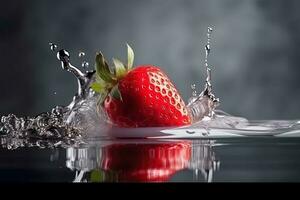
[205,27,213,85]
[0,106,82,149]
[0,44,102,147]
[0,36,224,147]
[56,49,95,109]
[187,26,220,122]
[1,29,299,148]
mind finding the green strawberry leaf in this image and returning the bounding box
[126,43,134,70]
[110,84,123,101]
[90,82,104,93]
[98,90,109,105]
[112,58,126,79]
[95,52,116,83]
[92,45,135,107]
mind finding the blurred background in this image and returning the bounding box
[0,0,300,120]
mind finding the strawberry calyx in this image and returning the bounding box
[91,44,135,105]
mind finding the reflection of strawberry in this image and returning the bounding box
[96,141,191,182]
[91,44,191,127]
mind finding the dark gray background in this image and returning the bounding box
[1,0,300,120]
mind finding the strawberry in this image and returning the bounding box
[90,141,191,182]
[91,44,191,127]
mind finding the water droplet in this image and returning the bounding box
[191,84,196,90]
[81,61,89,68]
[203,26,216,102]
[191,84,197,97]
[205,44,210,53]
[187,26,220,122]
[54,92,57,95]
[49,42,58,52]
[57,49,70,63]
[78,51,85,58]
[192,91,197,97]
[208,27,213,33]
[205,27,213,68]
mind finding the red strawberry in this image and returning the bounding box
[91,44,191,127]
[90,141,191,182]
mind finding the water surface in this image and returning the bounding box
[1,136,300,182]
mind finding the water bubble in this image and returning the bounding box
[36,113,51,128]
[78,51,85,58]
[202,132,208,136]
[0,127,7,135]
[51,106,64,117]
[81,61,89,68]
[186,130,196,134]
[49,43,58,52]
